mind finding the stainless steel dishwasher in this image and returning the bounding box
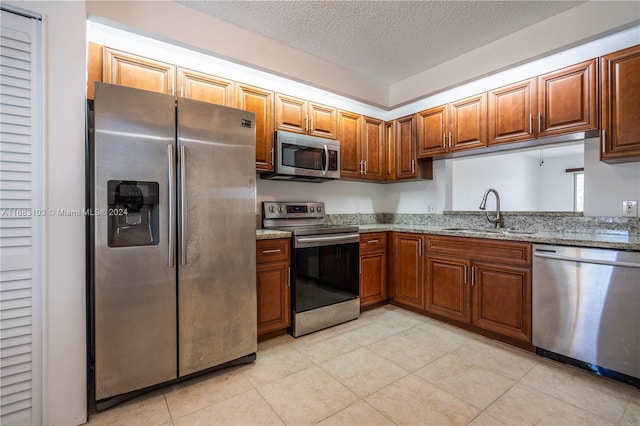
[533,244,640,384]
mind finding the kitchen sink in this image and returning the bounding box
[442,227,537,235]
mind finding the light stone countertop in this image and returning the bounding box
[256,229,291,240]
[257,225,640,250]
[358,224,640,251]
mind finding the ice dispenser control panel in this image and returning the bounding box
[107,180,160,247]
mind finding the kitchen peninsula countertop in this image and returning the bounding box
[358,224,640,251]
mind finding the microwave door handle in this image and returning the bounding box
[322,144,329,176]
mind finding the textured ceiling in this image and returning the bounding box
[177,0,585,84]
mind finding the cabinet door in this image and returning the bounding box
[360,250,387,308]
[275,93,307,135]
[256,261,290,336]
[103,47,175,95]
[417,105,448,157]
[488,78,536,145]
[308,103,337,139]
[600,45,640,163]
[449,93,487,152]
[236,84,274,172]
[87,42,103,100]
[425,255,471,323]
[338,110,363,179]
[362,116,385,181]
[394,114,418,180]
[391,233,424,309]
[471,262,531,342]
[177,67,233,106]
[537,59,597,137]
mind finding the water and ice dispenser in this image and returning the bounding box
[107,180,160,247]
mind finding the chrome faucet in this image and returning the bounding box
[479,188,503,228]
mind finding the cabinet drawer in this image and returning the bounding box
[360,232,386,251]
[256,239,290,264]
[425,236,531,267]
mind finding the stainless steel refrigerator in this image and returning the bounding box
[88,82,257,407]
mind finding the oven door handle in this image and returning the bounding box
[295,233,360,248]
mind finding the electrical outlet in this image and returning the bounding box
[426,204,436,213]
[622,200,638,217]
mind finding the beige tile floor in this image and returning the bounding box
[87,305,640,426]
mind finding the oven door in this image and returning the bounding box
[292,233,360,313]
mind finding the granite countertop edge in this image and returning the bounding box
[256,225,639,250]
[357,224,640,251]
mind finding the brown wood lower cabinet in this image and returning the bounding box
[390,232,533,347]
[389,233,425,309]
[425,254,470,323]
[359,233,387,308]
[256,239,290,339]
[472,261,531,342]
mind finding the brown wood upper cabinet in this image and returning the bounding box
[488,78,536,145]
[600,45,640,163]
[537,59,597,137]
[236,84,275,172]
[275,93,337,139]
[176,67,234,106]
[339,111,386,181]
[417,93,487,157]
[102,47,176,95]
[394,114,433,180]
[337,110,362,179]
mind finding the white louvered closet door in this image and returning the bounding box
[0,8,43,426]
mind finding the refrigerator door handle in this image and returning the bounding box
[180,145,188,266]
[168,144,176,268]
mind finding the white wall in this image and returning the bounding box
[10,1,88,425]
[584,137,640,216]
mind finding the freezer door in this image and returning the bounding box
[177,97,257,376]
[93,83,177,400]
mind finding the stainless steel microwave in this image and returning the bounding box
[260,131,340,182]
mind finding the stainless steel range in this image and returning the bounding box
[262,202,360,337]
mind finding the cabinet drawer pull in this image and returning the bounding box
[529,113,532,134]
[442,133,446,149]
[262,249,282,254]
[471,266,476,286]
[464,265,468,284]
[367,239,380,244]
[602,130,606,153]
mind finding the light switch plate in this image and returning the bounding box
[622,200,638,217]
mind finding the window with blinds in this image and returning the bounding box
[1,8,42,426]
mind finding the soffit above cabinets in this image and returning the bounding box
[177,1,585,85]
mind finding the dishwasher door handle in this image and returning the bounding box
[534,251,640,269]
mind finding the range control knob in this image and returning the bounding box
[310,206,315,212]
[317,206,322,213]
[268,205,275,213]
[278,206,283,213]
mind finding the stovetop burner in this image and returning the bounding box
[261,201,358,235]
